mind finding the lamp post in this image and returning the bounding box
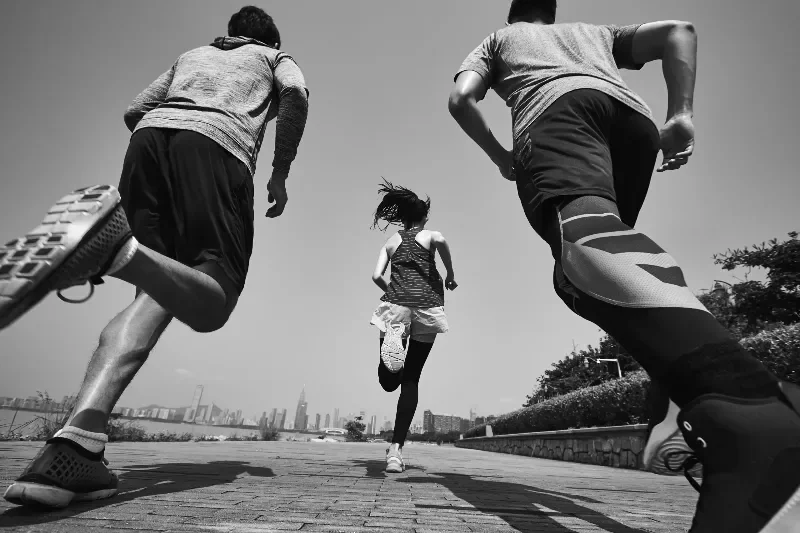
[584,356,623,379]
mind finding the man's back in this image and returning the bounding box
[126,36,307,176]
[457,22,655,144]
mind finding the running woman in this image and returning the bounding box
[1,6,308,508]
[448,1,800,531]
[369,180,457,473]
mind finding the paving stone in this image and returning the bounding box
[0,441,696,532]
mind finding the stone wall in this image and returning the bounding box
[455,424,648,470]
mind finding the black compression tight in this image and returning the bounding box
[378,337,434,446]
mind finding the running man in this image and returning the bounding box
[448,1,800,530]
[370,180,457,473]
[1,6,308,507]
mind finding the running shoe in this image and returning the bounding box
[0,185,131,330]
[380,322,407,373]
[385,447,405,473]
[4,437,118,507]
[679,382,800,533]
[643,398,702,478]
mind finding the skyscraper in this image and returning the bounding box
[268,408,278,428]
[315,413,321,430]
[324,413,331,428]
[369,415,377,436]
[278,408,287,429]
[294,386,308,431]
[333,408,340,428]
[423,410,434,433]
[184,385,204,423]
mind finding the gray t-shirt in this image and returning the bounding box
[125,37,309,176]
[456,22,655,145]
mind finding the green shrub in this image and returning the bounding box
[464,370,651,438]
[741,323,800,384]
[260,426,280,441]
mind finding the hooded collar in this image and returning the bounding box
[210,36,277,50]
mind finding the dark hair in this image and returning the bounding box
[507,0,557,24]
[228,6,281,48]
[372,179,431,231]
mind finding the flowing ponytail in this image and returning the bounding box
[372,178,431,231]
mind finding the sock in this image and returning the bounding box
[105,236,138,276]
[665,339,781,408]
[54,425,108,453]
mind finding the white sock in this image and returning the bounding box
[54,426,108,454]
[105,236,138,276]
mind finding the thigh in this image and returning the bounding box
[514,89,617,238]
[166,131,255,296]
[118,128,176,260]
[402,339,434,383]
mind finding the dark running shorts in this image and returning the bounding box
[118,128,255,295]
[514,89,660,238]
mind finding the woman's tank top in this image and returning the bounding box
[381,228,445,308]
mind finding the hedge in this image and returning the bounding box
[464,323,800,439]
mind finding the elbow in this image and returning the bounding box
[448,91,470,117]
[371,274,382,283]
[675,21,696,35]
[281,84,309,103]
[123,112,137,133]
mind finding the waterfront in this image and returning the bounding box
[0,409,324,440]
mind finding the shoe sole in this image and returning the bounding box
[3,481,117,508]
[760,485,800,533]
[0,185,125,330]
[380,326,406,373]
[385,461,404,473]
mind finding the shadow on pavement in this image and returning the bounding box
[0,460,274,528]
[399,472,648,533]
[349,459,424,479]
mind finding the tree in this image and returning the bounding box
[704,232,800,337]
[523,335,642,406]
[344,416,366,442]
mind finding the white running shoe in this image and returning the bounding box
[643,399,702,477]
[385,446,405,473]
[380,322,408,373]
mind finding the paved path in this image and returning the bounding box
[0,441,696,532]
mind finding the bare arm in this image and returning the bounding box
[631,21,697,118]
[372,245,390,292]
[448,71,513,179]
[123,64,175,132]
[432,232,458,290]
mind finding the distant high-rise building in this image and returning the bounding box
[333,408,340,428]
[294,386,308,431]
[423,410,435,433]
[268,408,278,428]
[315,413,321,430]
[304,414,309,430]
[469,408,477,425]
[324,413,331,428]
[278,408,287,429]
[369,415,377,435]
[184,385,204,423]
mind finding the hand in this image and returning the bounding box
[445,274,458,291]
[266,170,288,218]
[658,113,695,172]
[492,149,515,181]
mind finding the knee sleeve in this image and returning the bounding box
[556,205,707,311]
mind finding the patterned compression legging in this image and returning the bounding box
[378,338,434,446]
[541,195,734,394]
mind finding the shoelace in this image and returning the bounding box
[664,450,702,492]
[56,276,104,304]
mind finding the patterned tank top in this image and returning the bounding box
[381,228,445,308]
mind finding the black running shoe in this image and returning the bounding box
[679,382,800,533]
[3,437,118,507]
[0,185,131,330]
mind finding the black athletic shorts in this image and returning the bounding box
[118,128,255,295]
[514,89,660,238]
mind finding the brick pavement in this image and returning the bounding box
[0,440,697,532]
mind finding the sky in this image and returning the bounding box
[0,0,798,427]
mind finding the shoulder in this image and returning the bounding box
[385,232,402,246]
[426,230,445,243]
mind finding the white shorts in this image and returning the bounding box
[370,302,449,340]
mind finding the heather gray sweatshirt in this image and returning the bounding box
[124,36,309,176]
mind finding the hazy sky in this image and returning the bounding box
[1,0,797,426]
